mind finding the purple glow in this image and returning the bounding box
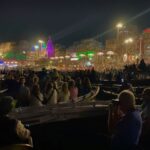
[46,37,55,58]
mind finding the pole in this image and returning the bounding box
[117,28,120,41]
[139,37,142,59]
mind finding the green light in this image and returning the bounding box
[4,52,15,59]
[76,51,95,59]
[79,54,85,57]
[4,52,26,60]
[88,53,94,56]
[42,43,47,49]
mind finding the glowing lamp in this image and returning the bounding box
[116,23,123,28]
[34,45,39,49]
[97,52,104,56]
[65,55,70,59]
[70,57,79,61]
[80,54,85,57]
[38,40,44,43]
[59,56,64,59]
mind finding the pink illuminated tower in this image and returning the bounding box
[46,37,55,58]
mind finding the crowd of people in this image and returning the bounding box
[0,59,150,149]
[0,69,95,108]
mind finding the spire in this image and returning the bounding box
[46,37,55,58]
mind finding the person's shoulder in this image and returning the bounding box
[132,109,141,116]
[130,110,142,122]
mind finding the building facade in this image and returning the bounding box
[142,28,150,63]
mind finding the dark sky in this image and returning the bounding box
[0,0,150,46]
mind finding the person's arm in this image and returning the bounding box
[16,120,31,141]
[53,89,58,104]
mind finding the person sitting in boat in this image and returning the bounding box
[0,96,32,147]
[16,76,30,107]
[55,75,64,89]
[30,84,43,106]
[64,75,72,82]
[27,74,40,91]
[108,90,142,150]
[58,82,70,103]
[82,77,92,95]
[68,80,78,103]
[44,82,58,105]
[53,81,59,95]
[32,74,39,86]
[75,77,84,96]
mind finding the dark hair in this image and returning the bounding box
[45,82,53,93]
[31,84,40,97]
[0,96,15,116]
[68,80,75,89]
[143,88,150,97]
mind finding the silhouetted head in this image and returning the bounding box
[0,96,16,116]
[118,90,136,114]
[142,88,150,102]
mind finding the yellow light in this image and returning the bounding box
[38,40,44,43]
[124,38,133,44]
[128,38,133,42]
[97,52,104,56]
[59,56,64,59]
[80,54,85,57]
[106,51,114,55]
[65,55,70,59]
[71,57,79,61]
[125,39,129,44]
[116,23,123,28]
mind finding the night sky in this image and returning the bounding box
[0,0,150,46]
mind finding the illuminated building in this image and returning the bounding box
[142,28,150,63]
[118,25,138,42]
[0,42,15,57]
[46,37,55,58]
[105,39,117,53]
[105,25,139,64]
